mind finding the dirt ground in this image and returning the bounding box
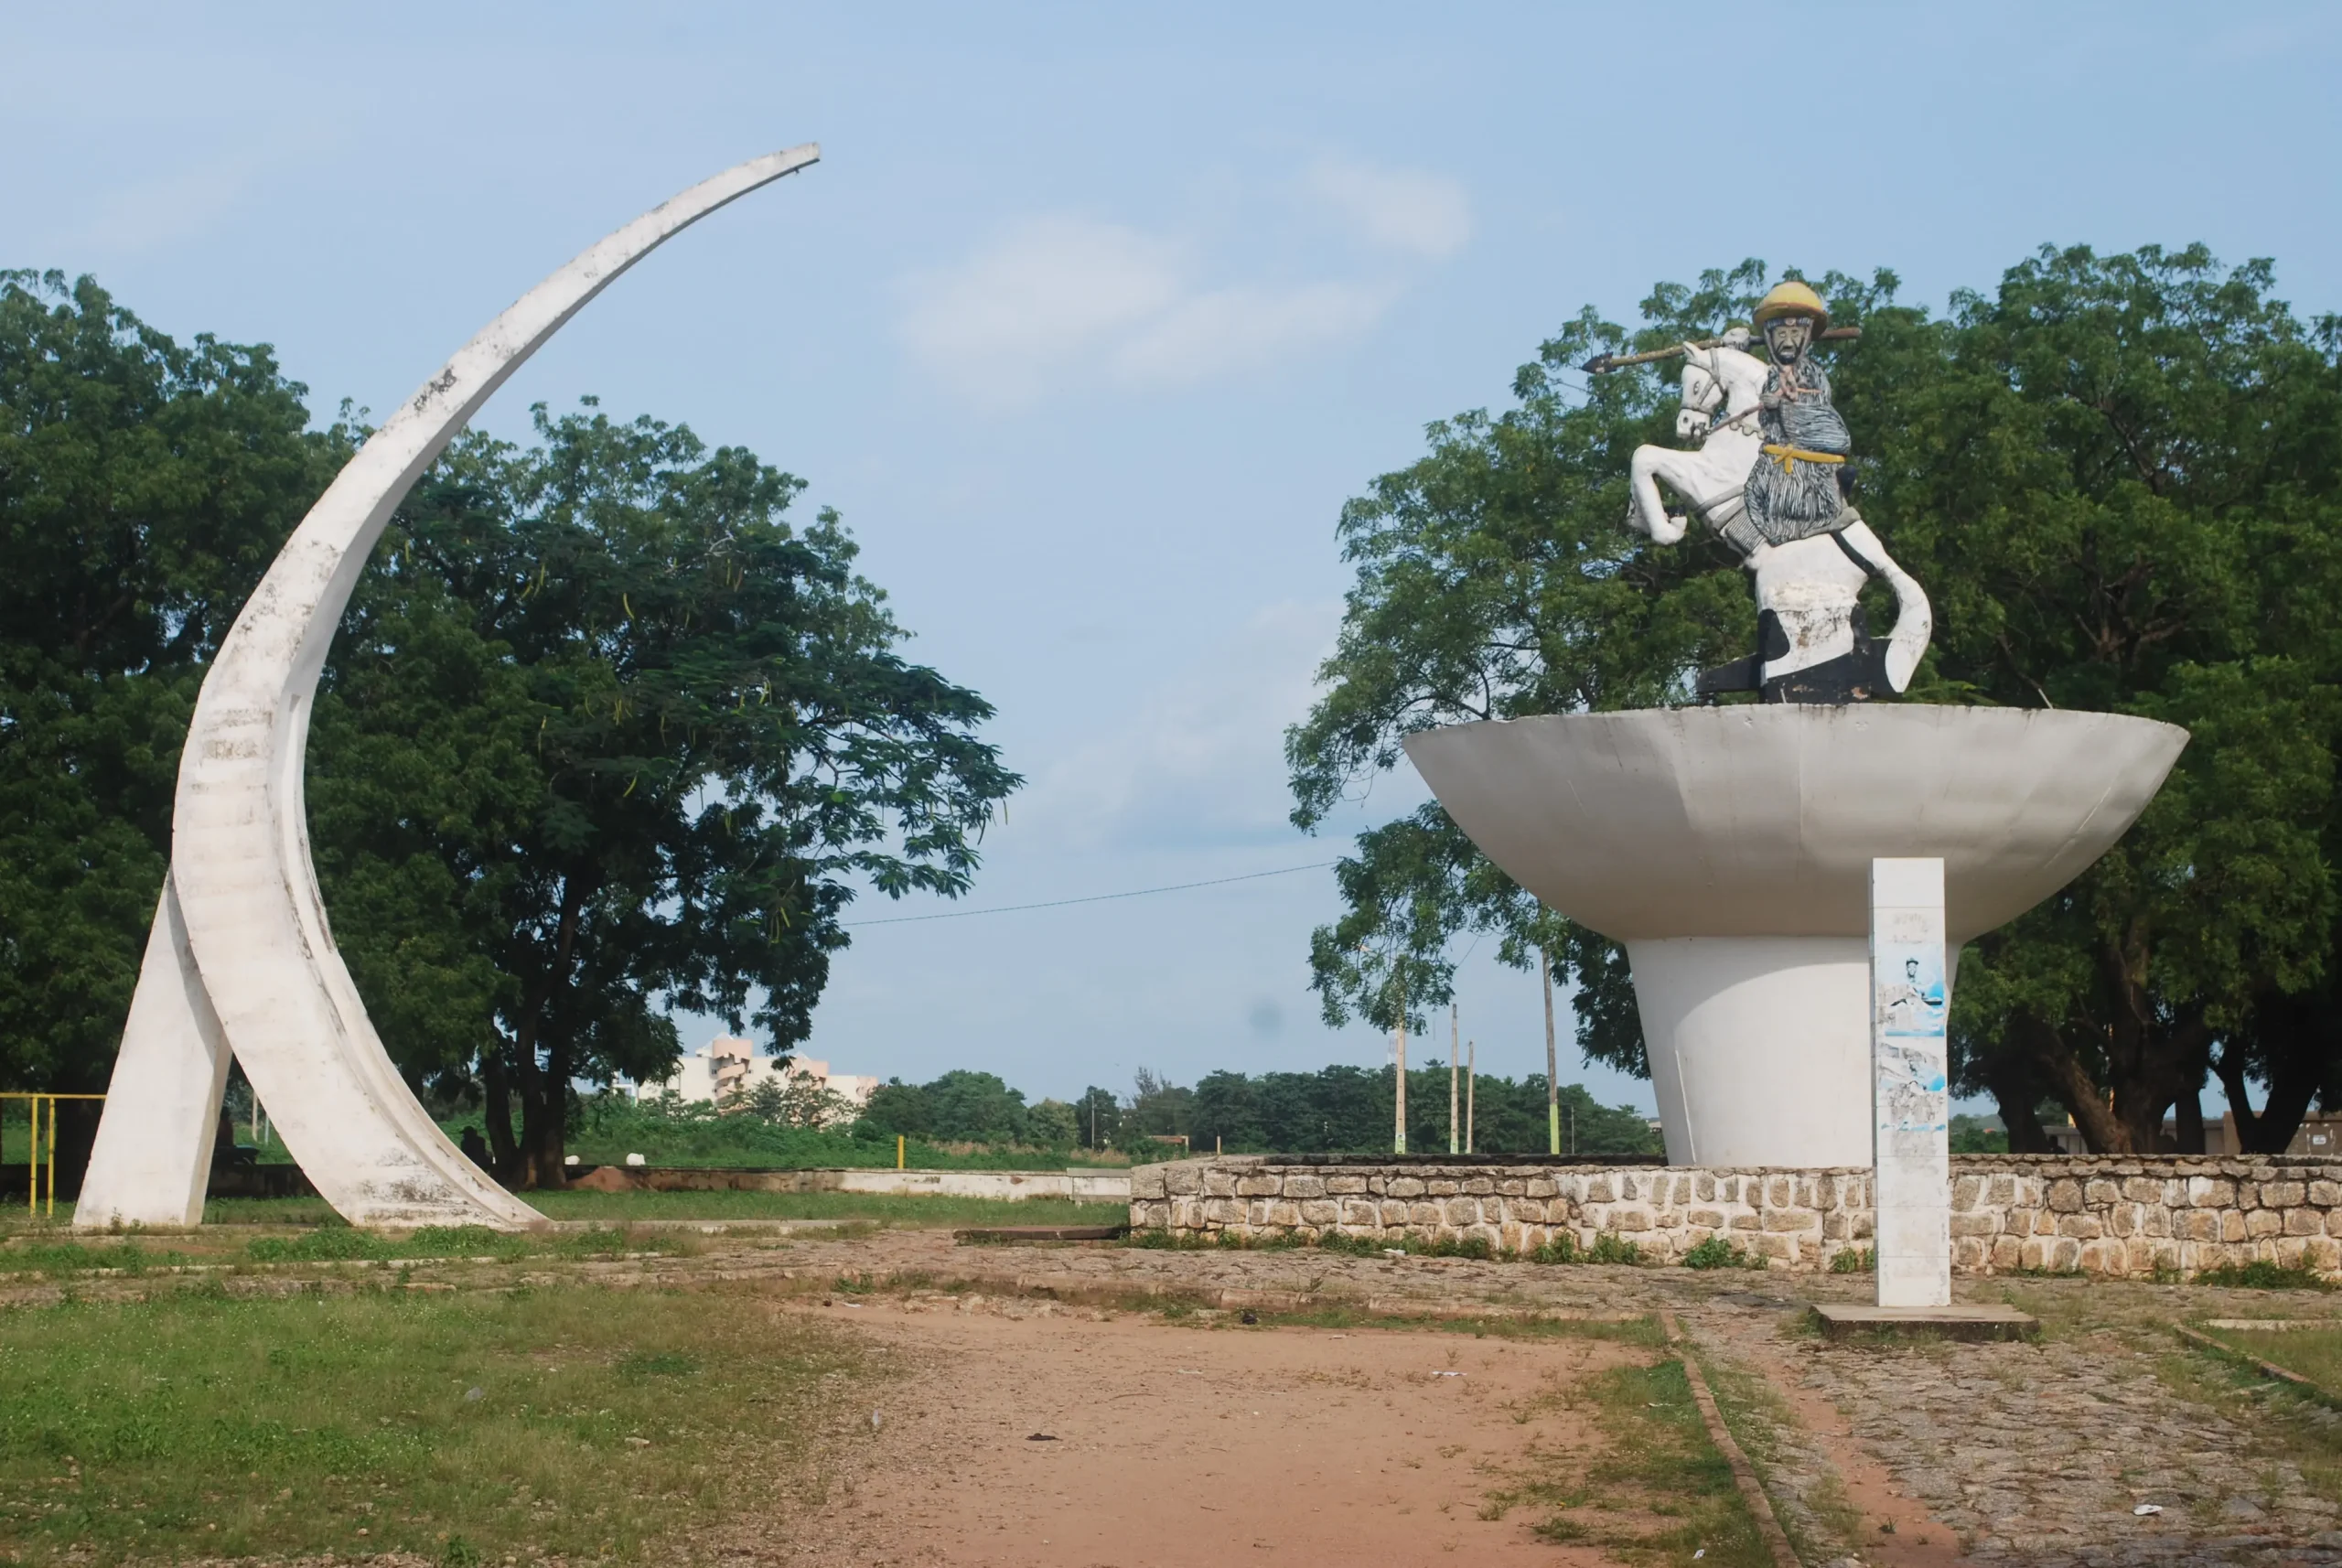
[735,1298,1631,1568]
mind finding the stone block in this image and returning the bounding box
[1987,1174,2017,1206]
[1767,1176,1793,1208]
[1753,1232,1793,1260]
[1284,1176,1327,1199]
[1300,1200,1338,1226]
[1380,1200,1410,1226]
[1695,1173,1716,1201]
[2313,1180,2342,1208]
[1264,1200,1300,1227]
[1132,1167,1168,1200]
[2266,1181,2309,1208]
[1990,1234,2023,1271]
[1952,1175,1982,1211]
[2288,1208,2326,1237]
[1689,1208,1726,1230]
[2223,1211,2250,1242]
[2122,1176,2164,1204]
[2057,1213,2103,1240]
[1426,1179,1460,1197]
[1525,1178,1560,1198]
[2047,1178,2084,1213]
[1165,1165,1201,1196]
[2248,1208,2283,1239]
[1950,1211,1998,1238]
[1585,1176,1615,1203]
[1822,1211,1854,1240]
[1409,1202,1443,1226]
[1764,1208,1821,1231]
[2188,1176,2238,1208]
[1496,1179,1526,1197]
[1953,1236,1988,1270]
[2083,1178,2122,1207]
[1236,1176,1282,1197]
[2079,1239,2126,1275]
[1614,1209,1652,1232]
[1513,1198,1549,1223]
[1389,1177,1426,1199]
[2182,1209,2224,1242]
[1327,1176,1367,1195]
[1203,1197,1241,1224]
[1445,1197,1478,1225]
[1465,1177,1496,1196]
[1730,1212,1762,1231]
[1203,1171,1238,1198]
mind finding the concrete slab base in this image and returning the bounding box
[1812,1303,2038,1342]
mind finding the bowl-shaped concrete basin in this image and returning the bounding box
[1403,706,2187,1168]
[1402,705,2187,945]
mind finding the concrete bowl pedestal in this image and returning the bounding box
[1403,706,2186,1167]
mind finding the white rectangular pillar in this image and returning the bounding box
[1870,857,1950,1307]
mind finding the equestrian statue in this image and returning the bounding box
[1596,280,1930,703]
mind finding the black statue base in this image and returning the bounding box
[1698,607,1886,705]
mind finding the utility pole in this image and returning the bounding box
[1392,969,1408,1155]
[1542,946,1560,1156]
[1466,1039,1477,1155]
[1448,1003,1460,1155]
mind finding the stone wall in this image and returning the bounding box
[1128,1155,2342,1278]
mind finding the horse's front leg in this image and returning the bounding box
[1838,520,1933,693]
[1627,446,1690,545]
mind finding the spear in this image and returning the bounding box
[1581,325,1861,375]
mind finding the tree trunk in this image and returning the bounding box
[482,1047,520,1182]
[1980,1038,2056,1153]
[2019,1013,2133,1153]
[2174,1079,2205,1154]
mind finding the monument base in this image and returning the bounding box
[1811,1303,2037,1343]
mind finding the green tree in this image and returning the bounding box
[919,1069,1028,1142]
[0,271,341,1094]
[857,1078,933,1137]
[1026,1097,1080,1147]
[1288,246,2342,1154]
[318,403,1019,1184]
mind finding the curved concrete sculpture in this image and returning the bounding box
[1404,705,2187,1166]
[76,146,821,1230]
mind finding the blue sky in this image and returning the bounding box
[10,3,2341,1113]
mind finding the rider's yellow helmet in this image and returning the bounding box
[1751,280,1830,335]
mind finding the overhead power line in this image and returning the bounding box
[844,860,1338,928]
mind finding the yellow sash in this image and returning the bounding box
[1761,444,1846,475]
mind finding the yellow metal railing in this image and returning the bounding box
[0,1092,105,1219]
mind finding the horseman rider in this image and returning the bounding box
[1745,280,1855,547]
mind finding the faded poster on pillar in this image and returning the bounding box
[1873,918,1948,1154]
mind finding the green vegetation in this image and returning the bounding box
[2192,1259,2337,1291]
[0,1284,873,1564]
[1681,1234,1764,1271]
[1286,245,2342,1158]
[1828,1247,1875,1275]
[1480,1354,1772,1566]
[2193,1325,2342,1394]
[560,1090,1117,1170]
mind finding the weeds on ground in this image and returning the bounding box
[1828,1247,1874,1274]
[0,1282,876,1564]
[242,1224,690,1265]
[1482,1355,1772,1566]
[1681,1235,1766,1272]
[2193,1260,2337,1292]
[2157,1330,2342,1505]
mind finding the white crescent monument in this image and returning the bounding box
[75,147,821,1230]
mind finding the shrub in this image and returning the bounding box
[1828,1247,1875,1274]
[1681,1235,1762,1271]
[1584,1231,1643,1266]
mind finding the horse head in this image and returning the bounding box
[1676,360,1724,441]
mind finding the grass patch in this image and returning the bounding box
[0,1283,873,1564]
[2193,1260,2337,1292]
[1827,1247,1874,1275]
[2202,1325,2342,1394]
[528,1189,1129,1229]
[1231,1303,1665,1345]
[1482,1355,1772,1565]
[0,1240,197,1276]
[242,1223,689,1265]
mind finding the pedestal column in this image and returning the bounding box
[1871,857,1950,1308]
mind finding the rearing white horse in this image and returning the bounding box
[1625,333,1932,697]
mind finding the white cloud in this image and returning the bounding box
[1112,278,1400,386]
[898,157,1467,407]
[63,163,253,253]
[1305,158,1472,260]
[897,216,1186,406]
